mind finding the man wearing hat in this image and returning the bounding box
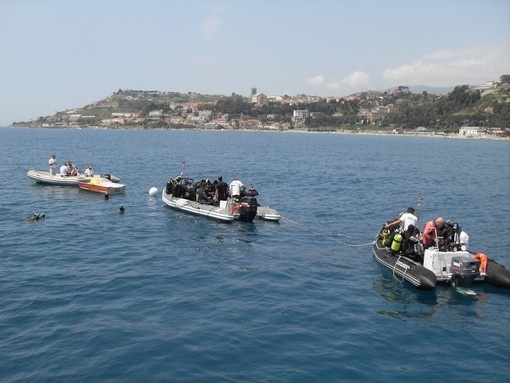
[84,165,94,177]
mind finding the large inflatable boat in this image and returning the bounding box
[372,224,510,291]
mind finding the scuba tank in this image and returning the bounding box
[381,229,390,245]
[391,233,403,252]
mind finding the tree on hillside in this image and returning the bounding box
[499,75,510,84]
[447,85,480,107]
[397,86,410,94]
[214,96,252,116]
[140,103,170,116]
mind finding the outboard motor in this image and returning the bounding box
[242,187,259,197]
[450,256,481,287]
[238,197,258,222]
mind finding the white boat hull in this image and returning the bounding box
[162,190,234,221]
[27,170,120,185]
[256,206,281,222]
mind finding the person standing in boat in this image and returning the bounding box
[172,176,184,197]
[195,180,210,204]
[384,207,418,252]
[422,217,445,249]
[49,154,57,175]
[229,177,244,200]
[385,207,418,231]
[215,176,228,205]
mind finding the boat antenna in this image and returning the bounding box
[180,161,185,177]
[416,192,422,219]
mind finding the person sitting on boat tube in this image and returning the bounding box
[84,165,94,177]
[68,162,78,176]
[385,207,418,231]
[49,154,57,175]
[422,217,445,249]
[64,161,75,176]
[60,162,70,176]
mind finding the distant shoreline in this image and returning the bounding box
[3,125,509,141]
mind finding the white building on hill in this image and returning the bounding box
[459,126,484,135]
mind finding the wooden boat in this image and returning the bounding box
[78,177,126,195]
[27,170,120,186]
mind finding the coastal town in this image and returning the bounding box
[12,75,510,139]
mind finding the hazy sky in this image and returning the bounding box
[1,0,509,126]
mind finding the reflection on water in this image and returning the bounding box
[372,270,504,321]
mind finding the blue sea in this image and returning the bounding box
[0,127,509,382]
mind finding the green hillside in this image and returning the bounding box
[12,76,510,135]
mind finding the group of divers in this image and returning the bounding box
[165,175,258,206]
[381,207,470,264]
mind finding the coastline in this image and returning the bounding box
[3,125,509,141]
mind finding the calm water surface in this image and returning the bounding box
[0,128,509,382]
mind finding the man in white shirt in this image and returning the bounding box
[49,154,57,175]
[386,207,418,231]
[459,230,469,250]
[84,165,94,177]
[229,177,244,198]
[60,163,69,176]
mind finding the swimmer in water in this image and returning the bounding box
[29,212,45,222]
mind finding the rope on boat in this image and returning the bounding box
[280,216,356,243]
[278,215,379,248]
[348,241,375,247]
[392,255,406,284]
[281,216,299,225]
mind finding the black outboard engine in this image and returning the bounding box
[450,256,481,287]
[238,197,258,222]
[242,187,259,197]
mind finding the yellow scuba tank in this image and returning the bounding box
[381,229,390,245]
[391,233,403,252]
